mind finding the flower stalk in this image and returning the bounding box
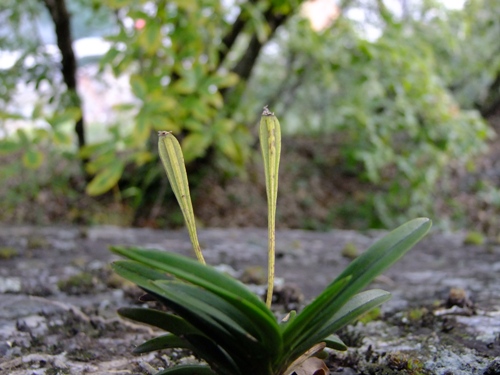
[260,106,282,307]
[157,131,205,264]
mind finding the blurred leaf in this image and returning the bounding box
[16,129,30,145]
[134,150,154,166]
[102,0,134,8]
[48,108,81,128]
[211,73,239,89]
[216,134,239,164]
[144,95,177,113]
[22,149,44,169]
[0,140,23,154]
[32,103,44,119]
[130,75,148,100]
[53,130,72,146]
[181,132,212,162]
[139,21,162,55]
[133,115,153,144]
[171,78,197,95]
[86,160,125,196]
[172,0,197,12]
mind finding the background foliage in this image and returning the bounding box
[1,0,499,230]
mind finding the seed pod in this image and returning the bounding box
[259,106,281,307]
[158,131,205,264]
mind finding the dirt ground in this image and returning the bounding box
[1,225,500,374]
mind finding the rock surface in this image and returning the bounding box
[1,225,499,374]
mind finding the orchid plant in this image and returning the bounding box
[111,107,431,375]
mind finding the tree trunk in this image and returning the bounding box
[42,0,87,156]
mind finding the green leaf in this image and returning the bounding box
[16,129,29,145]
[216,133,239,160]
[328,218,431,296]
[281,276,350,349]
[133,334,193,353]
[0,140,22,154]
[213,73,239,88]
[279,310,297,331]
[172,78,197,95]
[47,108,81,128]
[283,218,431,352]
[22,149,43,169]
[317,289,391,338]
[323,334,347,351]
[154,280,281,358]
[130,74,147,100]
[52,130,72,146]
[144,95,178,113]
[110,247,272,319]
[112,272,240,374]
[134,114,153,144]
[114,260,254,373]
[112,257,281,358]
[294,289,391,356]
[181,132,212,162]
[85,160,124,196]
[102,0,134,8]
[32,103,43,119]
[118,307,199,336]
[149,281,268,374]
[153,281,263,347]
[155,365,216,375]
[84,150,115,174]
[140,21,162,55]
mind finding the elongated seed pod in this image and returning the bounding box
[259,106,281,307]
[158,131,205,264]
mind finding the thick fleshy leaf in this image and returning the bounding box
[309,218,431,329]
[330,218,431,292]
[112,260,171,284]
[118,307,200,336]
[135,333,239,375]
[155,365,217,375]
[291,289,391,357]
[279,310,297,331]
[182,333,242,375]
[110,247,272,319]
[153,279,282,357]
[114,259,263,367]
[319,289,391,335]
[323,334,347,351]
[148,281,271,374]
[133,334,192,353]
[115,285,242,373]
[281,276,350,348]
[113,258,280,373]
[283,218,431,352]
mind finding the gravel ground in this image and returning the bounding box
[1,225,500,374]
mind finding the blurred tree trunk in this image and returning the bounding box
[220,3,290,113]
[41,0,87,164]
[480,73,500,118]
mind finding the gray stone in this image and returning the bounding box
[0,225,499,374]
